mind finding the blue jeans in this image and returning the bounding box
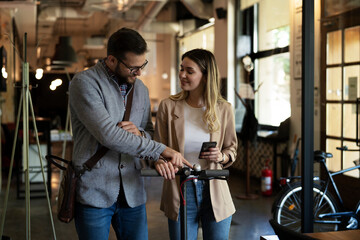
[168,179,232,240]
[74,202,148,240]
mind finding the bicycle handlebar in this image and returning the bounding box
[336,146,360,151]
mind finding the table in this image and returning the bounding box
[260,229,360,240]
[304,229,360,239]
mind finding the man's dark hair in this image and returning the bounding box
[107,27,148,60]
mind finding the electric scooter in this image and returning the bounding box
[141,164,229,240]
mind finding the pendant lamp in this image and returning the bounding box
[52,36,77,66]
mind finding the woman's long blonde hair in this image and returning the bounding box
[170,49,226,133]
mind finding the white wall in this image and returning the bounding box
[214,0,236,106]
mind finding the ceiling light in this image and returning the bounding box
[35,68,43,80]
[50,78,63,91]
[52,78,63,87]
[161,72,168,79]
[50,84,56,91]
[52,36,78,66]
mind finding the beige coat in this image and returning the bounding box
[154,98,238,222]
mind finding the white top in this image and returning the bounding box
[183,101,210,169]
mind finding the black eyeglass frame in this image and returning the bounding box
[117,58,148,74]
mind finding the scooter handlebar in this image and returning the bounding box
[141,169,162,176]
[141,168,229,179]
[200,170,229,178]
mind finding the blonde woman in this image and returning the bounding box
[154,49,238,240]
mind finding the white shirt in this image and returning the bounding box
[183,102,210,169]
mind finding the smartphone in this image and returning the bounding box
[198,141,217,158]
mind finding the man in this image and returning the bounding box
[69,28,190,240]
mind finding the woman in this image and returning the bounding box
[154,49,238,240]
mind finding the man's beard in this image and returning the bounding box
[115,62,135,84]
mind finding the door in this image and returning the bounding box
[321,6,360,209]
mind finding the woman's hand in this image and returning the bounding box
[154,159,178,180]
[199,147,225,164]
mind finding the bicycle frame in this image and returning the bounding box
[281,154,360,207]
[322,159,360,207]
[316,159,360,225]
[278,151,360,229]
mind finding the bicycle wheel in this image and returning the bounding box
[273,181,339,232]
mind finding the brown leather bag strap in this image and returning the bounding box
[80,146,109,175]
[82,85,135,173]
[123,85,134,121]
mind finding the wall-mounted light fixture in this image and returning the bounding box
[242,55,254,73]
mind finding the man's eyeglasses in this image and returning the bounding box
[118,58,148,74]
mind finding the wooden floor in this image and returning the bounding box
[0,167,277,240]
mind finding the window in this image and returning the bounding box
[322,18,360,178]
[235,1,290,129]
[256,52,290,126]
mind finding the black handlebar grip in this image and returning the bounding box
[141,169,160,176]
[201,170,229,177]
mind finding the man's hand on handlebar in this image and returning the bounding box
[161,147,192,168]
[154,159,177,180]
[158,147,192,179]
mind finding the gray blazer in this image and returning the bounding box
[69,61,166,208]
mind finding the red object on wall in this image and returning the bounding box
[261,159,273,196]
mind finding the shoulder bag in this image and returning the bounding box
[46,85,134,223]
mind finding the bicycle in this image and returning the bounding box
[271,148,360,233]
[141,164,229,240]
